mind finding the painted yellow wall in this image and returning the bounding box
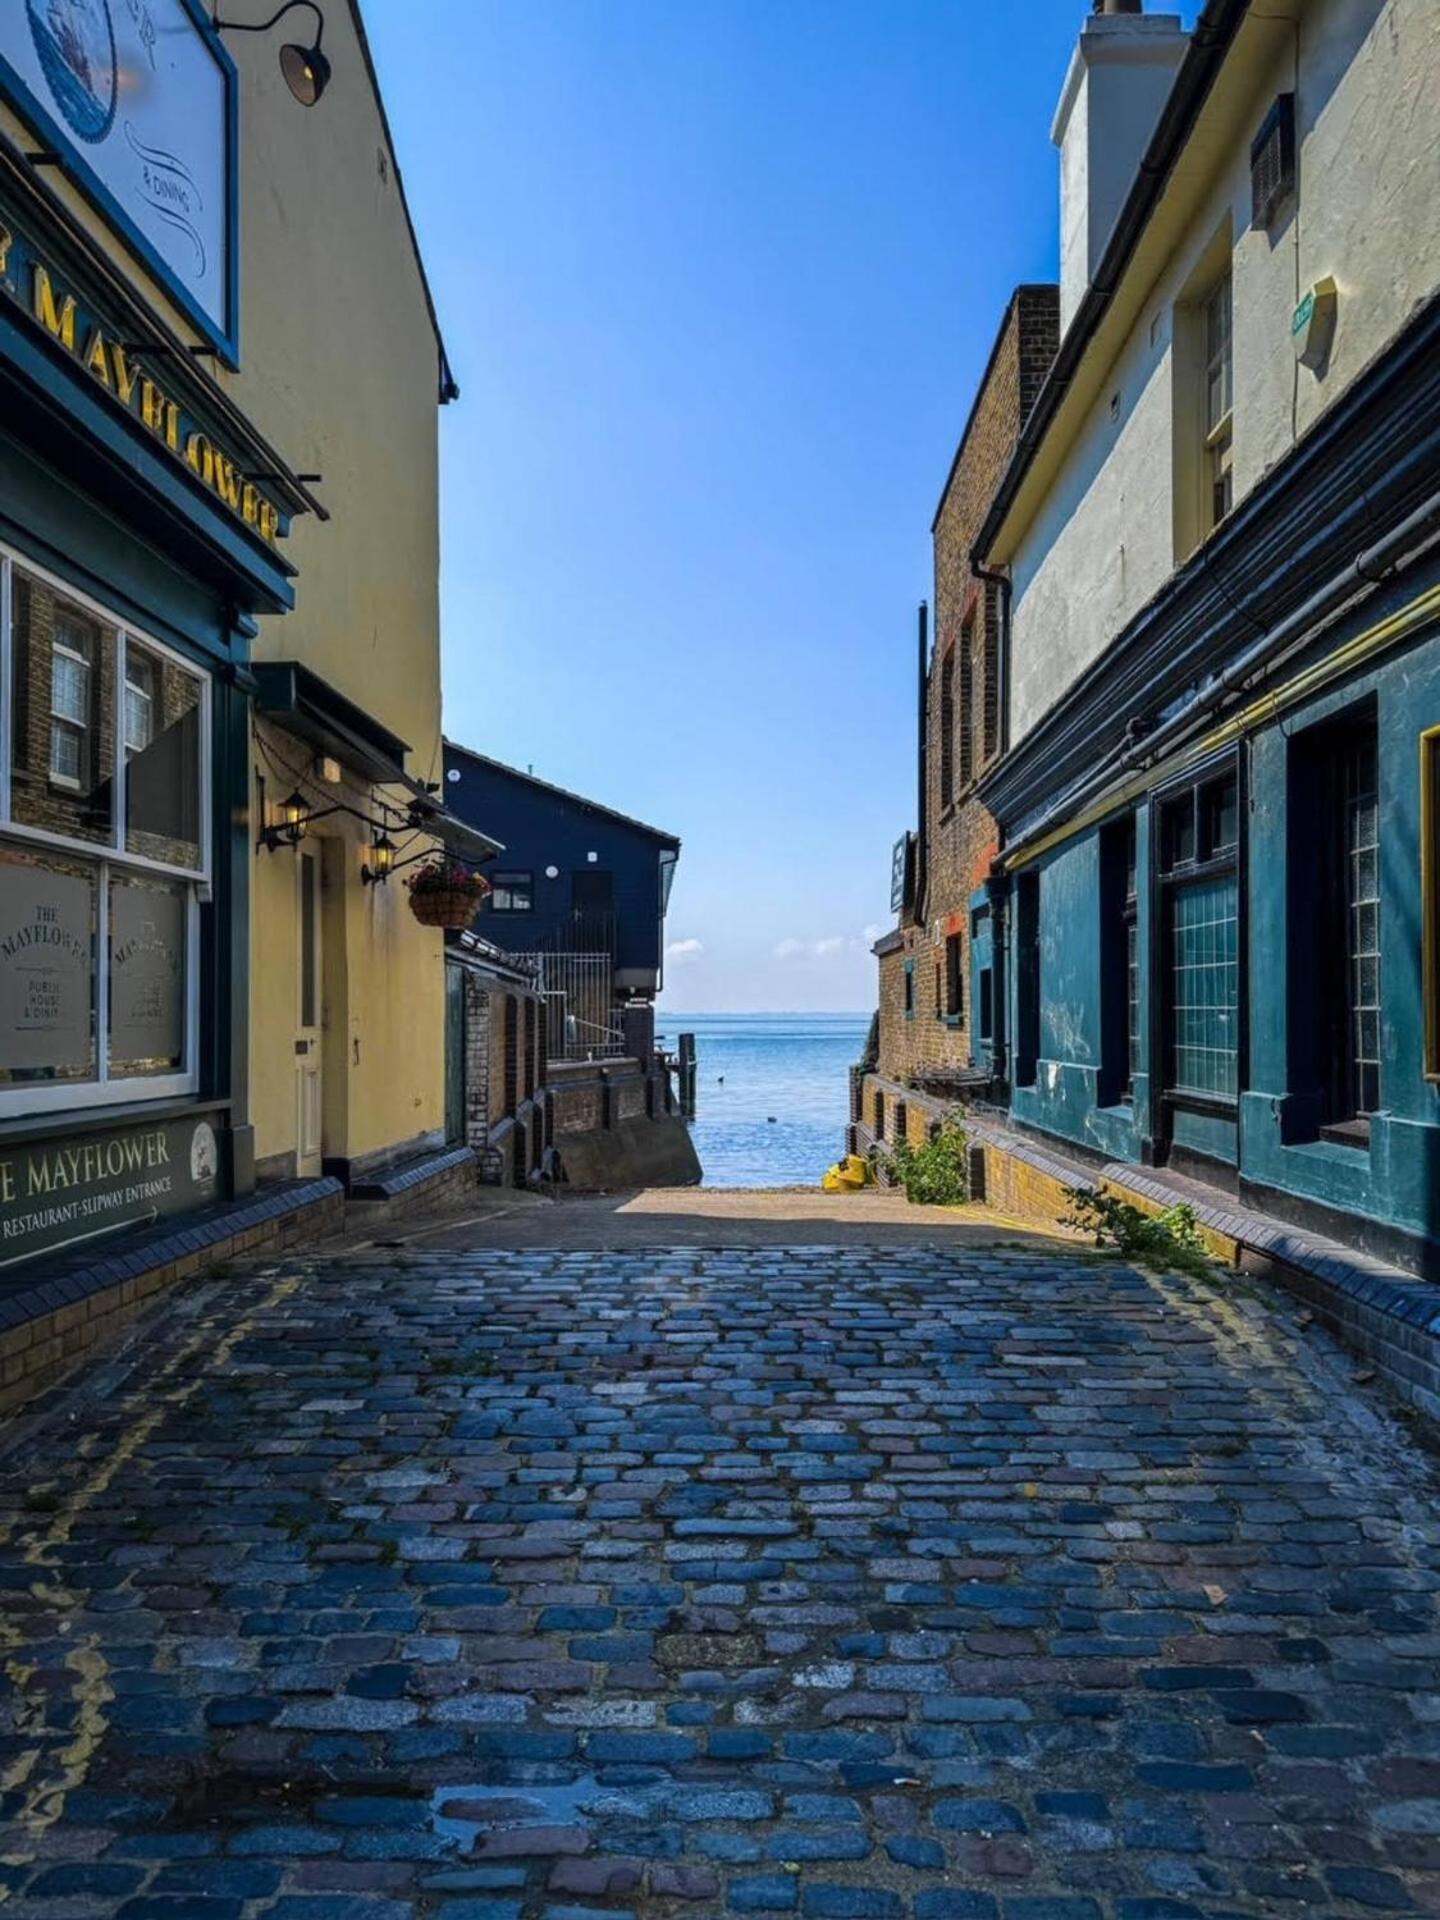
[227,4,448,1169]
[2,7,452,1173]
[1002,0,1440,745]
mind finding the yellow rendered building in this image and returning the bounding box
[222,3,473,1184]
[0,0,483,1263]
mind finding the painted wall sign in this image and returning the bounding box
[0,1110,220,1267]
[0,215,283,543]
[0,0,237,360]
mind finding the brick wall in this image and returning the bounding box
[875,285,1059,1093]
[0,1181,344,1419]
[855,1070,956,1158]
[463,974,491,1147]
[462,976,545,1148]
[10,573,199,866]
[549,1063,605,1135]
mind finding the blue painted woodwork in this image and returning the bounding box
[983,292,1440,1275]
[999,568,1440,1271]
[968,890,994,1072]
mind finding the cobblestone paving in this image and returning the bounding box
[2,1245,1439,1920]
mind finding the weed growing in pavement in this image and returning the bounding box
[881,1122,971,1207]
[1062,1184,1213,1277]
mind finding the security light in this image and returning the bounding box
[279,37,330,107]
[214,3,331,107]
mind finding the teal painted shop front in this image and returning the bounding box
[977,275,1440,1280]
[0,137,308,1271]
[999,566,1440,1276]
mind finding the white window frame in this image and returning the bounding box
[48,630,92,790]
[0,543,211,1116]
[1202,273,1234,533]
[123,646,156,757]
[490,870,534,913]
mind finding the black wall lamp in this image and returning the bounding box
[213,2,331,106]
[361,832,396,886]
[257,786,310,850]
[258,786,342,851]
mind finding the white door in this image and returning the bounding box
[296,848,323,1177]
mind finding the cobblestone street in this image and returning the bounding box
[2,1238,1438,1920]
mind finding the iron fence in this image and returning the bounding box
[511,950,626,1061]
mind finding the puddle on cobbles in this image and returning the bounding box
[168,1769,400,1825]
[161,1764,666,1858]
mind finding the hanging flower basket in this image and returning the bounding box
[405,860,491,928]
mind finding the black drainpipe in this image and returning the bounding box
[914,601,929,922]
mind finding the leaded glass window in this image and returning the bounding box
[1160,766,1240,1106]
[1169,876,1239,1096]
[123,650,154,756]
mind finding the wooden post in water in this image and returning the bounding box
[677,1032,697,1118]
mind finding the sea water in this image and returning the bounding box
[655,1011,870,1188]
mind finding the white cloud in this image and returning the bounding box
[862,923,882,945]
[774,935,846,962]
[665,938,704,965]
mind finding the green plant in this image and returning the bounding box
[1062,1183,1213,1276]
[881,1121,970,1207]
[404,859,489,899]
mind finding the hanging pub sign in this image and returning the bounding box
[0,1110,222,1268]
[890,833,914,915]
[0,208,285,544]
[0,0,237,360]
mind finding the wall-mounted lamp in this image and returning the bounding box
[214,2,331,106]
[258,786,310,851]
[362,832,396,886]
[279,789,310,838]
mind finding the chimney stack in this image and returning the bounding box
[1053,2,1188,334]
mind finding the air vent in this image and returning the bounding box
[1251,94,1296,230]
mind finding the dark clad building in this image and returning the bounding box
[442,743,679,1055]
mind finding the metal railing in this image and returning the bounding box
[512,950,627,1061]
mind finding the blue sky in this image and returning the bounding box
[364,2,1191,1012]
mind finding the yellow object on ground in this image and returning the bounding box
[822,1154,875,1192]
